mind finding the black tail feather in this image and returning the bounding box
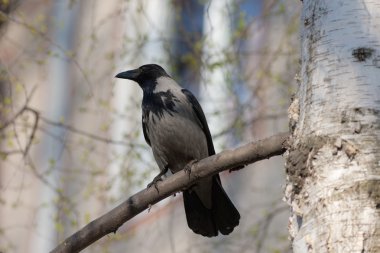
[183,189,218,237]
[183,175,240,237]
[211,175,240,235]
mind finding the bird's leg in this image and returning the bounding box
[184,159,198,178]
[147,165,169,193]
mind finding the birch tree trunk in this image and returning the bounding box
[285,0,380,252]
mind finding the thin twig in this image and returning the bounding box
[23,107,39,157]
[38,114,143,148]
[0,10,93,96]
[0,86,37,131]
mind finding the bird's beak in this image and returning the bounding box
[115,69,141,81]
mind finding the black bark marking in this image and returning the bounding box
[304,18,310,26]
[352,47,375,62]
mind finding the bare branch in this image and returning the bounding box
[0,10,93,95]
[0,149,22,155]
[0,86,36,131]
[213,112,286,138]
[0,87,39,157]
[51,132,289,253]
[23,107,39,157]
[38,114,144,148]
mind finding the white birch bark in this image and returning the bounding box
[285,0,380,252]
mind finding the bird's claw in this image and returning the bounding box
[147,176,162,193]
[184,159,198,177]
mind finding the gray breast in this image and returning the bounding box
[146,92,208,173]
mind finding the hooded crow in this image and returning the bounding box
[116,64,240,237]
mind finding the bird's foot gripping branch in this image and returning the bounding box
[184,159,198,176]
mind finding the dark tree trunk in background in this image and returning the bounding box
[172,0,204,93]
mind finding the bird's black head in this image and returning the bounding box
[115,64,169,89]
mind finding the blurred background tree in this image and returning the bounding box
[0,0,300,252]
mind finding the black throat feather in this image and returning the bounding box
[142,86,179,122]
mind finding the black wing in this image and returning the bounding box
[182,89,215,156]
[142,110,151,146]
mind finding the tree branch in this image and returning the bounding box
[38,113,143,148]
[50,132,289,253]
